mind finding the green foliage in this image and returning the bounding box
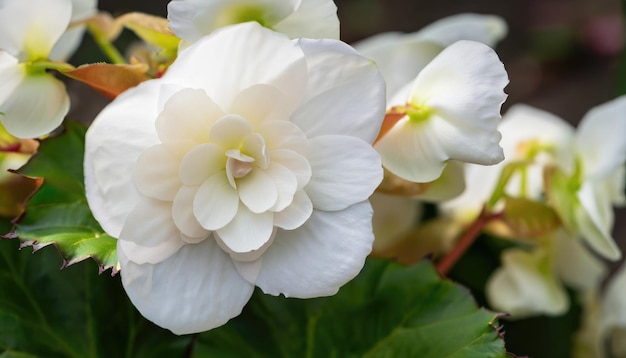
[0,238,191,358]
[197,259,508,358]
[12,122,118,273]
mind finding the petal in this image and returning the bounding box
[0,53,23,106]
[193,171,239,230]
[415,160,466,202]
[486,248,569,318]
[407,40,508,163]
[258,120,309,154]
[576,181,621,260]
[255,201,374,298]
[554,231,607,291]
[0,74,69,139]
[353,33,444,101]
[118,238,254,335]
[266,162,298,212]
[85,80,161,238]
[273,190,313,230]
[216,202,274,253]
[179,143,225,186]
[162,22,307,112]
[172,185,211,239]
[237,167,278,213]
[499,104,575,167]
[371,193,421,252]
[575,95,626,180]
[118,197,186,264]
[156,88,224,144]
[412,13,508,48]
[209,114,253,149]
[133,144,183,201]
[305,135,383,211]
[0,0,72,58]
[241,133,269,168]
[291,38,386,144]
[375,117,449,183]
[273,0,339,39]
[601,263,626,328]
[167,0,296,43]
[270,149,311,190]
[230,84,296,124]
[49,25,86,61]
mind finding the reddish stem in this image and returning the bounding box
[436,207,501,276]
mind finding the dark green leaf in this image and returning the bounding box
[197,259,508,358]
[12,122,118,273]
[0,238,190,357]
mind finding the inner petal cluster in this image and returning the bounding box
[130,88,313,260]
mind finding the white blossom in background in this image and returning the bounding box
[354,13,508,101]
[84,22,385,334]
[374,40,508,183]
[49,0,98,61]
[486,230,606,318]
[0,0,72,138]
[167,0,339,46]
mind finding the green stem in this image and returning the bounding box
[87,23,127,65]
[28,61,75,73]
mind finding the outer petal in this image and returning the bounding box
[575,95,626,180]
[273,0,339,40]
[486,248,569,318]
[554,231,607,291]
[255,201,374,298]
[602,262,626,328]
[0,74,69,139]
[118,238,254,335]
[576,182,621,260]
[118,197,186,264]
[499,104,574,162]
[375,117,449,183]
[162,22,307,112]
[133,144,183,201]
[412,13,508,48]
[0,52,23,105]
[305,135,383,211]
[85,80,162,238]
[353,33,444,100]
[167,0,296,43]
[49,26,86,61]
[0,0,72,59]
[410,40,507,160]
[292,38,386,144]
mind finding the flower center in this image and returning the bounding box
[225,149,255,189]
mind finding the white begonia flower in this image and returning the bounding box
[84,22,385,334]
[354,13,507,102]
[486,230,607,319]
[167,0,339,46]
[545,96,626,260]
[374,40,508,183]
[49,0,98,61]
[0,0,72,138]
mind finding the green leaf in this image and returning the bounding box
[0,238,190,357]
[197,259,508,358]
[502,196,561,239]
[11,122,118,274]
